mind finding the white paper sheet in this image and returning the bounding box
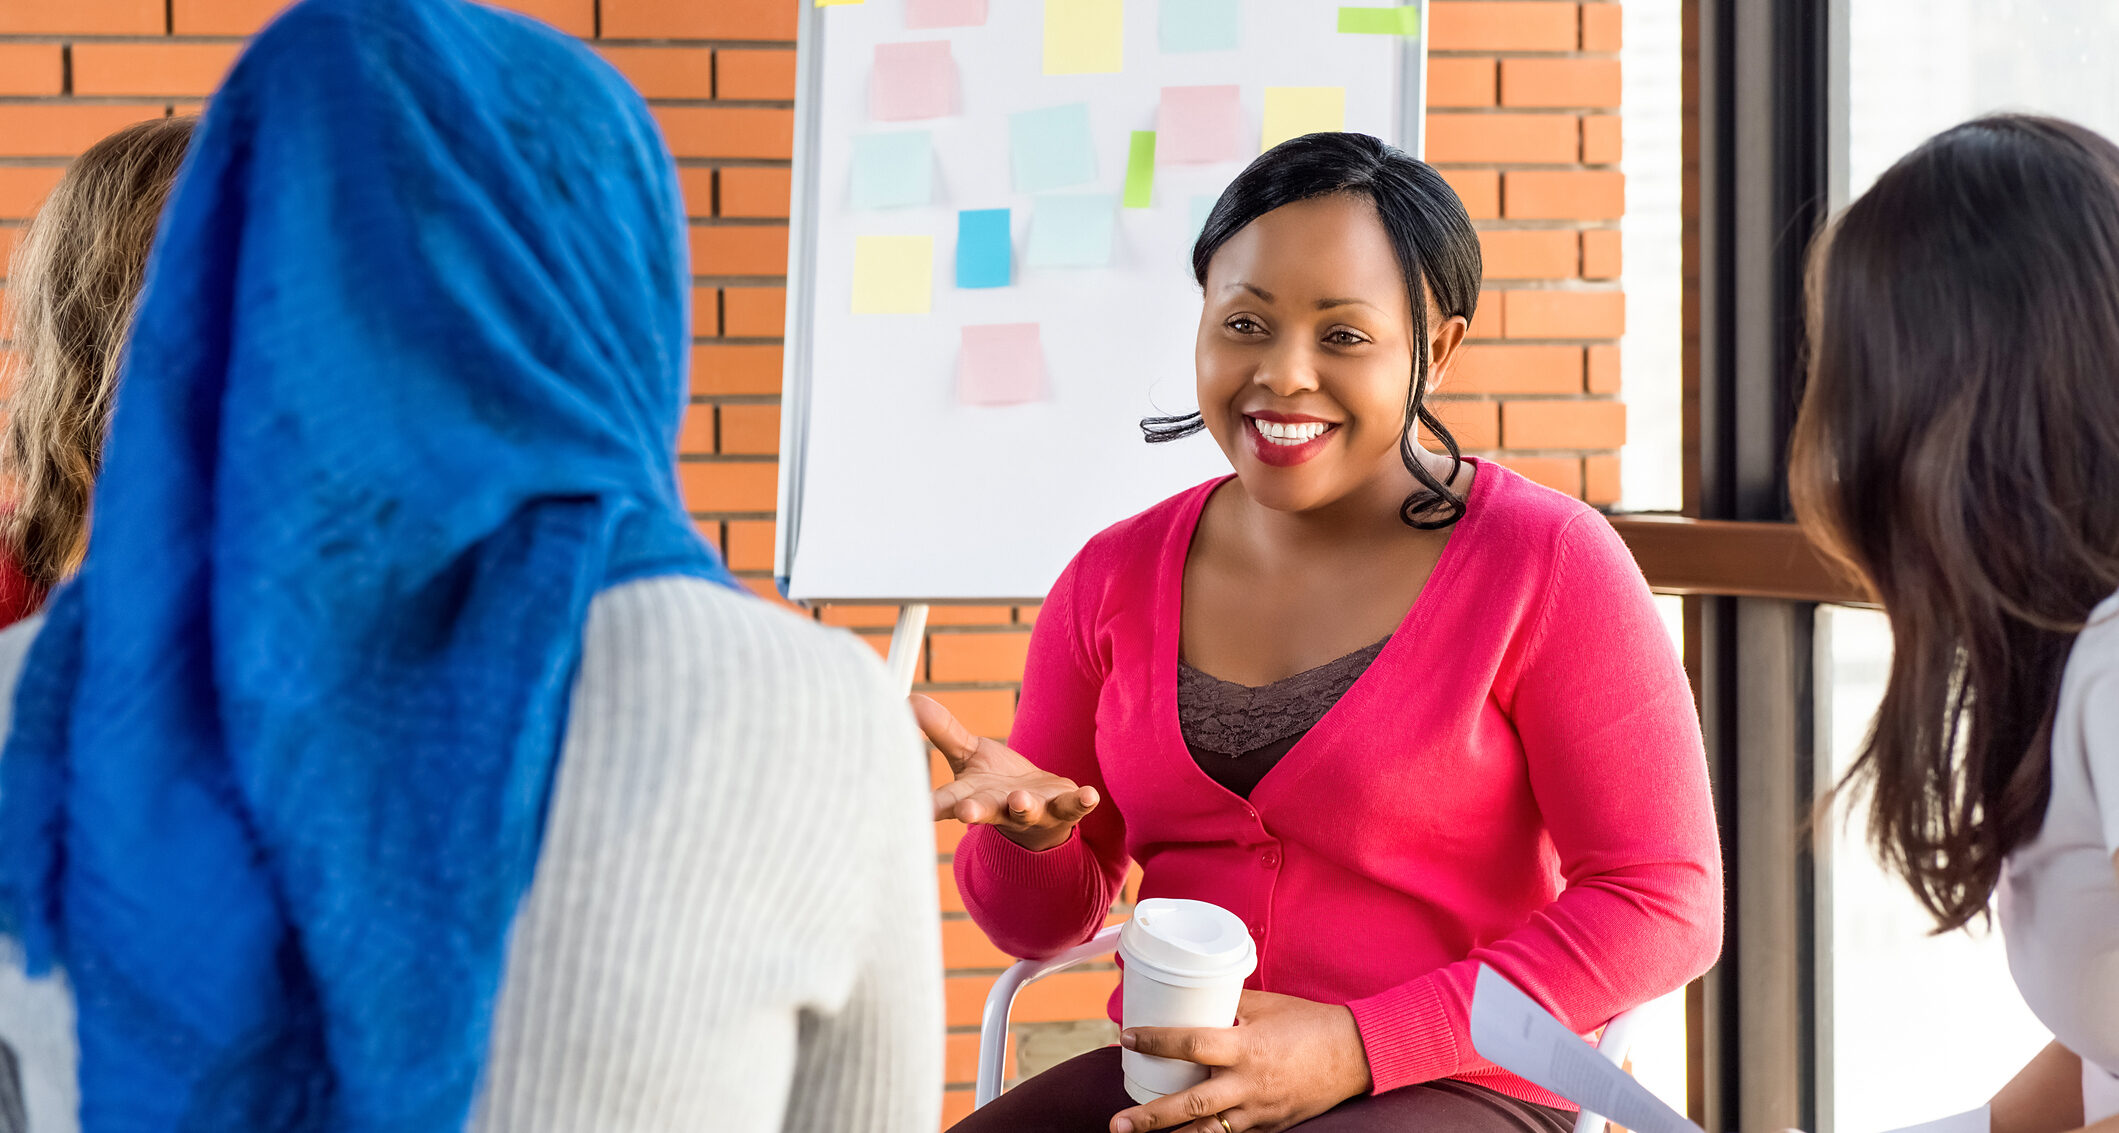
[1880,1106,1990,1133]
[1470,965,1705,1133]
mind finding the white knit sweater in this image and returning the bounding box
[0,576,942,1133]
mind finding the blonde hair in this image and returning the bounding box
[1,115,195,592]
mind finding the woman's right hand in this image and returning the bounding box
[913,694,1099,852]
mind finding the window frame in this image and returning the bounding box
[1635,4,1844,1130]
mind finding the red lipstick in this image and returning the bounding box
[1243,413,1339,467]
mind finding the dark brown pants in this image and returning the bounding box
[949,1046,1578,1133]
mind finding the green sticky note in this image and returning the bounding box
[1337,6,1419,35]
[1123,131,1156,209]
[851,235,934,314]
[1260,86,1346,152]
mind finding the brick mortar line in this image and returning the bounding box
[1479,280,1626,290]
[652,99,792,109]
[1487,277,1627,287]
[1479,279,1625,289]
[1428,49,1614,58]
[1460,448,1627,458]
[1468,341,1627,349]
[1431,105,1622,114]
[1430,109,1619,116]
[1475,219,1621,228]
[1428,50,1621,59]
[675,157,791,168]
[595,39,797,49]
[0,35,245,43]
[1433,392,1625,402]
[1436,163,1626,171]
[0,96,183,104]
[1,93,208,101]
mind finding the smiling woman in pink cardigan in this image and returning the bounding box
[918,133,1722,1133]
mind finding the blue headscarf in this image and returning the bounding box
[0,0,737,1126]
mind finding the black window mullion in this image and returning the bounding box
[1688,3,1835,1132]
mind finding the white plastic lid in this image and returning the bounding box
[1118,898,1258,985]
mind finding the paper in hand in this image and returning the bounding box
[1470,965,1704,1133]
[1881,1107,1991,1133]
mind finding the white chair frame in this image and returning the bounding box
[974,923,1644,1133]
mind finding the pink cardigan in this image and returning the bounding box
[954,461,1723,1106]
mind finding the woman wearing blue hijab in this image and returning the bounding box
[0,0,942,1129]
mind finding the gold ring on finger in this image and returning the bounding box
[1216,1116,1234,1133]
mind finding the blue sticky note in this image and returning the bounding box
[1190,194,1218,240]
[957,208,1012,288]
[1009,103,1097,193]
[1028,194,1118,268]
[851,131,933,209]
[1160,0,1240,52]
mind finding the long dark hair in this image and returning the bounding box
[1143,132,1483,529]
[1792,114,2119,931]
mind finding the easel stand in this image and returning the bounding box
[887,603,929,697]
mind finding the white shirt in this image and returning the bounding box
[0,577,942,1133]
[2000,588,2119,1118]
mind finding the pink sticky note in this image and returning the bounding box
[959,323,1046,406]
[872,41,956,122]
[906,0,988,28]
[1157,85,1243,164]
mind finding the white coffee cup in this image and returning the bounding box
[1117,897,1258,1104]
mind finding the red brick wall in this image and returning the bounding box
[0,1,1624,1125]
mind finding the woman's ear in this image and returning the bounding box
[1427,313,1471,390]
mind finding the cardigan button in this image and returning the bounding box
[1259,848,1280,869]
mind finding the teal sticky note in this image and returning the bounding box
[1189,194,1217,240]
[1027,194,1117,268]
[1123,131,1156,208]
[1010,103,1097,193]
[1337,5,1419,35]
[956,208,1012,288]
[851,130,933,209]
[1161,0,1240,52]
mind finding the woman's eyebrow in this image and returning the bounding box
[1225,282,1274,301]
[1316,297,1381,311]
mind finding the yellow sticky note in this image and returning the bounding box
[1259,87,1347,152]
[851,235,933,314]
[1044,0,1123,75]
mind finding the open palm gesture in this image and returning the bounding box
[913,694,1099,852]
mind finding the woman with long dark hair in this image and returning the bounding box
[924,132,1723,1133]
[1792,113,2119,1133]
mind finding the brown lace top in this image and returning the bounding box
[1177,638,1389,799]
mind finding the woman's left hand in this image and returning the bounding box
[1110,990,1374,1133]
